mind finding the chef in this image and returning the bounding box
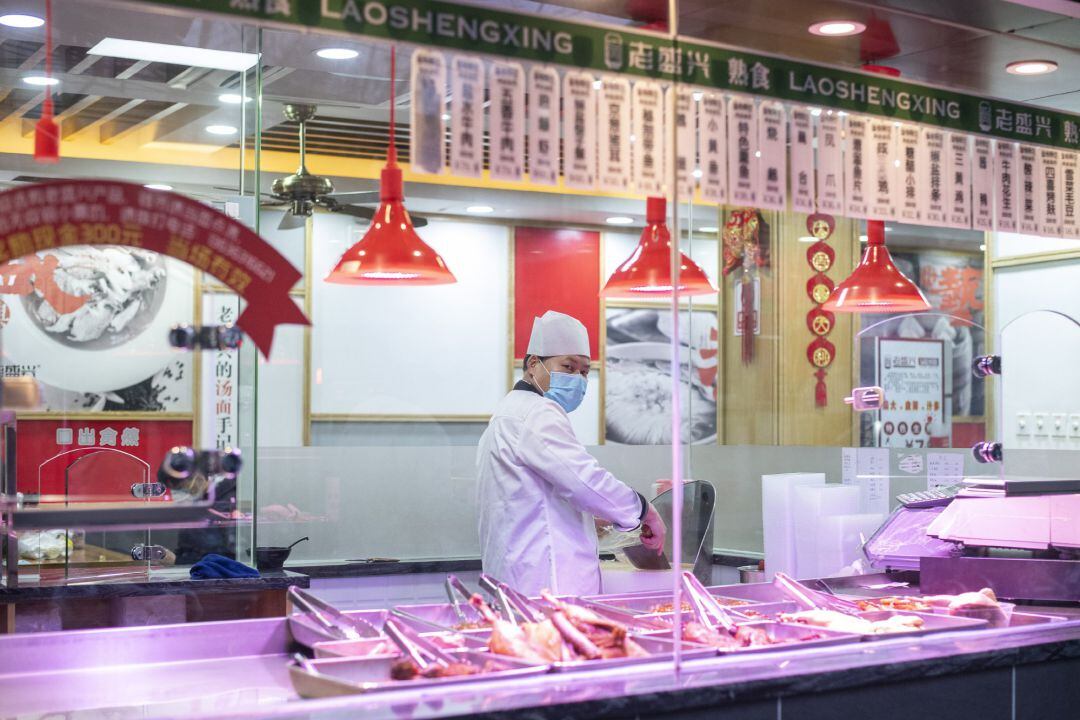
[477,310,666,596]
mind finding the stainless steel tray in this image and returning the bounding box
[704,582,787,603]
[313,632,488,659]
[638,621,862,656]
[584,592,752,615]
[639,600,800,625]
[289,650,548,698]
[391,602,489,632]
[288,609,389,649]
[548,632,713,673]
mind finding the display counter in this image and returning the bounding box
[1,574,1076,720]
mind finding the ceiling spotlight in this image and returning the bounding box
[206,124,238,135]
[979,244,987,251]
[754,150,762,158]
[859,234,869,242]
[0,14,44,28]
[23,76,58,86]
[218,93,251,104]
[1005,60,1058,76]
[441,113,450,121]
[698,226,719,233]
[810,108,822,117]
[808,20,867,37]
[692,168,703,179]
[144,184,173,191]
[316,47,359,60]
[466,205,494,214]
[606,216,634,225]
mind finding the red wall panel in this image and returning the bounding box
[514,227,601,359]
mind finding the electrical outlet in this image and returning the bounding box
[1069,415,1080,439]
[1033,413,1049,436]
[1016,412,1031,436]
[1052,413,1068,437]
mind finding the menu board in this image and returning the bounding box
[698,92,728,204]
[563,71,598,189]
[817,112,844,214]
[789,107,815,213]
[488,61,526,181]
[449,55,484,178]
[843,115,869,218]
[632,81,665,195]
[527,66,560,185]
[597,76,632,192]
[876,338,946,449]
[727,96,757,205]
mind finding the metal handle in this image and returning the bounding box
[288,587,348,640]
[445,575,470,623]
[130,544,168,561]
[130,482,167,499]
[478,574,517,626]
[289,587,380,639]
[682,570,738,633]
[972,441,1003,464]
[158,447,243,487]
[384,618,460,668]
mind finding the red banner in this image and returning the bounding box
[0,180,309,357]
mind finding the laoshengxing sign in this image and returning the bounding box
[130,0,1080,151]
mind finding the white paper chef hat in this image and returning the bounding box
[526,311,590,358]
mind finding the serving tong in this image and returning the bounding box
[771,572,863,615]
[445,574,474,624]
[681,571,741,634]
[384,618,464,670]
[288,587,383,641]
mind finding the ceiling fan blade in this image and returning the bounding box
[332,204,375,221]
[278,211,307,230]
[326,190,380,201]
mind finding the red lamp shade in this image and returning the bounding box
[600,196,716,298]
[822,220,930,313]
[324,160,455,285]
[325,45,455,286]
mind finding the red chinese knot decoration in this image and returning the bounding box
[805,213,836,407]
[723,209,768,365]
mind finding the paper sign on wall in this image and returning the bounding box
[449,55,484,178]
[926,452,964,491]
[855,447,891,516]
[996,141,1018,232]
[947,133,971,229]
[563,71,597,189]
[673,87,696,198]
[1062,152,1079,240]
[789,108,815,213]
[758,101,787,210]
[868,119,897,219]
[1018,144,1039,234]
[972,138,994,231]
[817,112,844,214]
[728,96,757,205]
[844,115,869,219]
[489,61,526,181]
[1037,147,1061,237]
[597,76,631,192]
[920,128,947,226]
[897,124,921,222]
[527,66,560,186]
[410,49,447,175]
[632,81,665,195]
[699,92,728,204]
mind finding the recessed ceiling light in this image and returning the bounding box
[218,93,251,104]
[754,150,762,158]
[859,234,869,242]
[440,113,450,121]
[798,236,817,243]
[606,216,634,225]
[692,168,703,179]
[23,75,58,86]
[1006,60,1058,76]
[698,226,719,233]
[837,111,848,117]
[89,38,259,72]
[0,14,44,28]
[466,205,494,214]
[144,183,173,191]
[206,124,238,135]
[315,47,359,60]
[810,108,822,117]
[979,243,987,251]
[808,20,866,37]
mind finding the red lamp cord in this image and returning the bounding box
[44,0,53,111]
[388,45,396,165]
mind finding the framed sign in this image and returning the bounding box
[875,338,946,449]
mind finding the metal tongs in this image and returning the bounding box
[288,587,382,641]
[445,574,475,624]
[384,617,465,670]
[479,574,547,624]
[681,571,740,634]
[772,572,863,615]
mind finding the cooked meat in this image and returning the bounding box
[390,659,419,680]
[733,624,773,647]
[856,596,932,612]
[541,590,650,659]
[420,663,479,678]
[780,609,925,635]
[470,594,564,664]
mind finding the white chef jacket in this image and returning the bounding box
[476,383,644,596]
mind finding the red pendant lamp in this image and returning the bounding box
[822,219,930,313]
[33,0,59,164]
[823,61,928,314]
[325,46,455,285]
[600,196,716,298]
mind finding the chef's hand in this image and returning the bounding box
[640,503,666,555]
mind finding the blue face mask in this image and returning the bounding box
[538,361,587,413]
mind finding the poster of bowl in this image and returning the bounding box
[604,308,718,445]
[0,247,194,412]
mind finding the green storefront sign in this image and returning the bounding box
[130,0,1080,151]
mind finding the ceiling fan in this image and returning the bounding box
[259,103,428,231]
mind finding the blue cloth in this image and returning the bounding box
[190,553,260,579]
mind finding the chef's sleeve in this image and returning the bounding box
[518,405,646,532]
